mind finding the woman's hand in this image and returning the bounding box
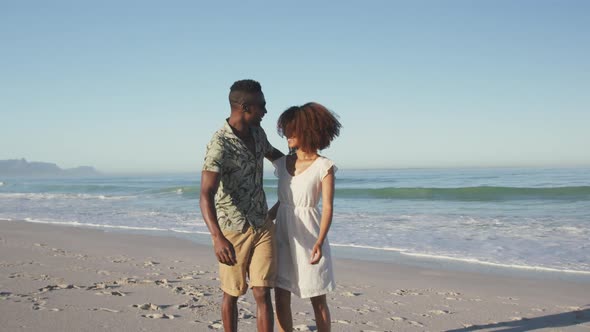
[310,242,323,264]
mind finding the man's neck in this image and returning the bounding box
[227,116,250,138]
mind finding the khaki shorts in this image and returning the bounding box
[219,221,276,297]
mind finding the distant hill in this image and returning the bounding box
[0,159,101,177]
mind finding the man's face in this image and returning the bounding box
[243,93,267,127]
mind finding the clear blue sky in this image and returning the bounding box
[1,1,589,173]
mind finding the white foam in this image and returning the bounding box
[20,218,210,236]
[331,243,408,252]
[23,218,167,232]
[332,242,590,275]
[401,252,590,274]
[0,193,132,200]
[170,229,210,235]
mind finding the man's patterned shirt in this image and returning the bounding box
[203,120,273,232]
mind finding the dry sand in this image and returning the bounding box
[1,220,589,331]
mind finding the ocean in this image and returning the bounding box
[1,167,589,276]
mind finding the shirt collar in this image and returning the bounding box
[222,118,256,140]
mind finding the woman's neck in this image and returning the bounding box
[295,149,319,161]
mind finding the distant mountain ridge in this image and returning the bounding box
[0,159,101,177]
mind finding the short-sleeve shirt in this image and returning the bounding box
[203,120,273,232]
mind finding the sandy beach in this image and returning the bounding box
[1,220,589,332]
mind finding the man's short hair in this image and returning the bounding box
[229,79,262,105]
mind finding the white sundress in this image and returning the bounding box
[273,155,336,298]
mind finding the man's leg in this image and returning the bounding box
[252,286,274,332]
[275,287,293,332]
[218,229,251,332]
[221,292,238,332]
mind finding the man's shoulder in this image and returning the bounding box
[251,126,269,139]
[208,124,232,142]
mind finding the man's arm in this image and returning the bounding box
[199,170,237,266]
[265,146,284,162]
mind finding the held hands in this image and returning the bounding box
[213,235,237,266]
[310,242,323,265]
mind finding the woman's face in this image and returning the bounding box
[284,125,299,149]
[287,135,299,149]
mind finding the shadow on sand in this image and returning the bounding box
[446,307,590,332]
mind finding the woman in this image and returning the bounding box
[267,102,342,332]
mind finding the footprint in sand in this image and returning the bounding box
[428,309,452,315]
[293,324,316,331]
[32,301,47,310]
[408,320,424,327]
[155,279,169,285]
[363,321,379,328]
[38,284,80,293]
[341,291,362,297]
[336,306,354,311]
[143,313,176,319]
[208,320,223,329]
[391,289,423,296]
[498,296,519,301]
[95,290,127,296]
[86,283,109,290]
[388,316,424,327]
[238,310,254,319]
[132,303,160,311]
[362,304,382,313]
[332,319,351,325]
[91,307,120,313]
[111,256,132,263]
[179,275,196,280]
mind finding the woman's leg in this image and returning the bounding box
[310,295,331,332]
[275,287,293,332]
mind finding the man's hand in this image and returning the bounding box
[213,235,237,266]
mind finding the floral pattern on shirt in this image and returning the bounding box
[203,120,273,232]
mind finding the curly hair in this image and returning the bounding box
[229,79,262,105]
[277,102,341,152]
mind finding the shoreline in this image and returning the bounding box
[5,217,590,283]
[1,219,589,331]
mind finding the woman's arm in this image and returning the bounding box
[310,167,335,264]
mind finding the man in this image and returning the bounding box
[200,79,283,332]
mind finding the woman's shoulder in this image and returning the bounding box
[317,156,337,178]
[317,155,335,165]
